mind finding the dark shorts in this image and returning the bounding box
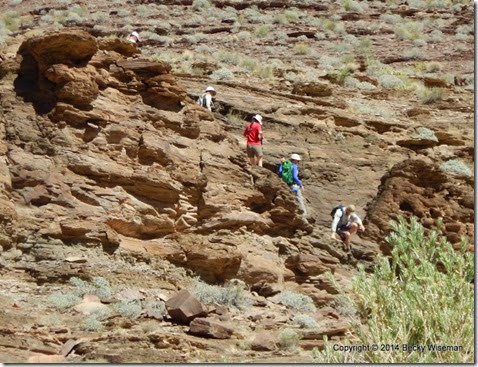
[337,223,351,240]
[247,145,263,157]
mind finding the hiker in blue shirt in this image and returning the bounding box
[278,153,307,219]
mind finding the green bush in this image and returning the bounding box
[192,0,212,11]
[190,279,249,308]
[292,314,318,329]
[277,291,316,312]
[211,68,233,80]
[114,300,142,318]
[70,276,112,299]
[82,316,103,332]
[314,216,474,363]
[48,292,81,310]
[440,159,472,177]
[414,127,438,141]
[416,86,444,104]
[277,328,301,350]
[255,24,272,37]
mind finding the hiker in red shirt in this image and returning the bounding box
[243,114,264,167]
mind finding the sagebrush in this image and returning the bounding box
[314,216,473,363]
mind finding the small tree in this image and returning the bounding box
[314,216,474,363]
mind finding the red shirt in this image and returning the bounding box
[244,121,262,145]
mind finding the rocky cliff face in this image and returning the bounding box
[0,0,473,362]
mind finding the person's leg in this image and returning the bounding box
[255,146,263,167]
[256,156,263,167]
[343,231,351,251]
[348,222,358,235]
[246,146,255,165]
[295,189,307,219]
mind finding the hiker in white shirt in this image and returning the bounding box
[331,204,365,252]
[197,86,216,111]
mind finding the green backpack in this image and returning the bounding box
[281,160,294,186]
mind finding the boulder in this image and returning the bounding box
[165,290,208,324]
[188,317,233,339]
[285,254,336,277]
[251,331,277,351]
[292,81,333,97]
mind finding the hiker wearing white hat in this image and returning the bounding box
[331,204,365,253]
[128,31,140,44]
[197,86,216,111]
[243,114,264,167]
[278,153,307,219]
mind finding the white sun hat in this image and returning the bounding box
[290,153,301,161]
[131,31,140,41]
[205,86,216,95]
[252,114,263,125]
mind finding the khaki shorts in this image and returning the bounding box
[247,145,263,157]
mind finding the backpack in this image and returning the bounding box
[280,160,294,186]
[331,205,345,219]
[196,94,207,108]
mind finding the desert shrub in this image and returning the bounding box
[347,100,393,117]
[114,300,142,318]
[416,86,444,104]
[48,292,81,310]
[211,68,233,80]
[340,0,369,12]
[116,9,130,17]
[190,279,249,308]
[237,31,251,40]
[330,293,358,317]
[284,9,301,23]
[426,29,443,43]
[90,11,108,23]
[143,299,167,317]
[82,316,103,332]
[216,50,241,65]
[404,47,423,60]
[425,61,442,73]
[184,33,207,44]
[70,276,112,299]
[379,13,402,24]
[255,24,272,37]
[141,321,159,333]
[344,77,376,90]
[277,291,316,312]
[9,0,22,5]
[192,0,212,11]
[440,159,472,177]
[3,10,21,31]
[394,21,424,41]
[314,216,473,363]
[454,33,469,42]
[292,314,318,329]
[413,127,438,141]
[293,43,310,55]
[277,328,301,350]
[273,14,289,24]
[378,74,405,89]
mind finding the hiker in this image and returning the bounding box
[331,204,365,252]
[243,114,264,167]
[278,153,307,219]
[128,31,140,44]
[197,86,216,111]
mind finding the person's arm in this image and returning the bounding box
[351,213,365,231]
[292,164,303,187]
[278,163,283,176]
[243,123,250,137]
[331,209,342,235]
[205,94,212,111]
